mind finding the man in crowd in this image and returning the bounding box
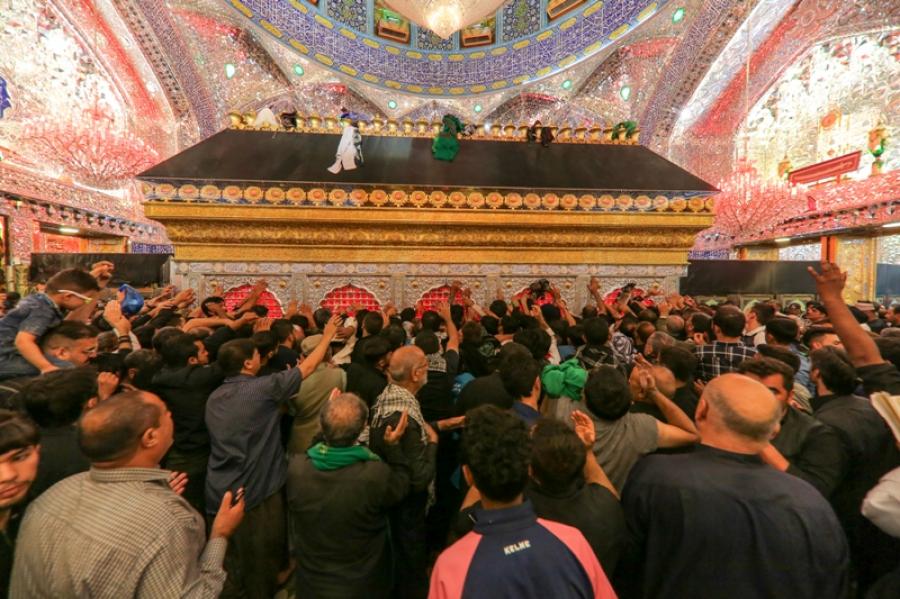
[343,335,391,407]
[456,343,532,414]
[11,390,245,597]
[0,411,40,598]
[742,302,775,347]
[657,346,700,419]
[18,368,98,499]
[416,303,460,423]
[287,392,410,599]
[453,413,625,575]
[366,345,438,599]
[620,374,849,598]
[0,269,100,381]
[429,406,616,599]
[264,319,300,373]
[805,301,829,326]
[694,306,758,381]
[809,345,896,587]
[153,331,225,515]
[737,358,846,497]
[573,317,618,370]
[205,316,339,598]
[503,357,543,427]
[287,334,346,456]
[39,322,99,370]
[765,316,814,395]
[557,364,699,492]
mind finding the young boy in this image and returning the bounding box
[0,269,99,381]
[0,410,40,597]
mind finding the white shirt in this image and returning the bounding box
[862,467,900,538]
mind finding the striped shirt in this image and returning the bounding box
[10,467,226,598]
[694,341,757,381]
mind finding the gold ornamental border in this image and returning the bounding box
[225,112,641,145]
[144,203,715,265]
[142,184,715,215]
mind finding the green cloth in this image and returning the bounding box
[432,135,460,161]
[432,114,464,162]
[541,358,588,401]
[306,442,381,471]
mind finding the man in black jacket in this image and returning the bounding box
[737,357,846,497]
[287,392,409,599]
[343,336,391,407]
[153,332,224,515]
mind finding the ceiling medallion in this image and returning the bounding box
[384,0,507,39]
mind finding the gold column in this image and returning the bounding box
[836,236,877,303]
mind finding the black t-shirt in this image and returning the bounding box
[456,371,513,415]
[267,345,299,373]
[29,426,90,500]
[418,350,459,422]
[454,480,626,575]
[342,362,388,407]
[673,385,699,420]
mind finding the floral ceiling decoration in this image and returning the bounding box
[222,0,673,96]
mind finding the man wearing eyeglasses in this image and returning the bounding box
[0,269,99,381]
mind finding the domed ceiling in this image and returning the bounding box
[223,0,673,97]
[0,0,896,195]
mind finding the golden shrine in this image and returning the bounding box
[139,117,716,307]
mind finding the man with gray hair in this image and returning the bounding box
[367,345,439,599]
[620,373,849,599]
[643,331,676,361]
[287,392,410,599]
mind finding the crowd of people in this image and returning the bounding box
[0,261,898,598]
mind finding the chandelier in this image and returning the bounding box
[710,159,800,240]
[18,95,159,189]
[384,0,506,38]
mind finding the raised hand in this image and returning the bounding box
[103,300,125,328]
[253,317,273,333]
[96,371,120,401]
[571,410,596,448]
[808,262,847,299]
[384,410,409,445]
[90,261,115,287]
[323,313,343,340]
[436,301,452,321]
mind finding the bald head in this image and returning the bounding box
[320,392,368,447]
[78,391,162,463]
[389,346,426,382]
[699,374,781,448]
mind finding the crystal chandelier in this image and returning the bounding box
[384,0,507,39]
[711,159,799,240]
[18,94,159,189]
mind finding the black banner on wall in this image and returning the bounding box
[29,254,170,287]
